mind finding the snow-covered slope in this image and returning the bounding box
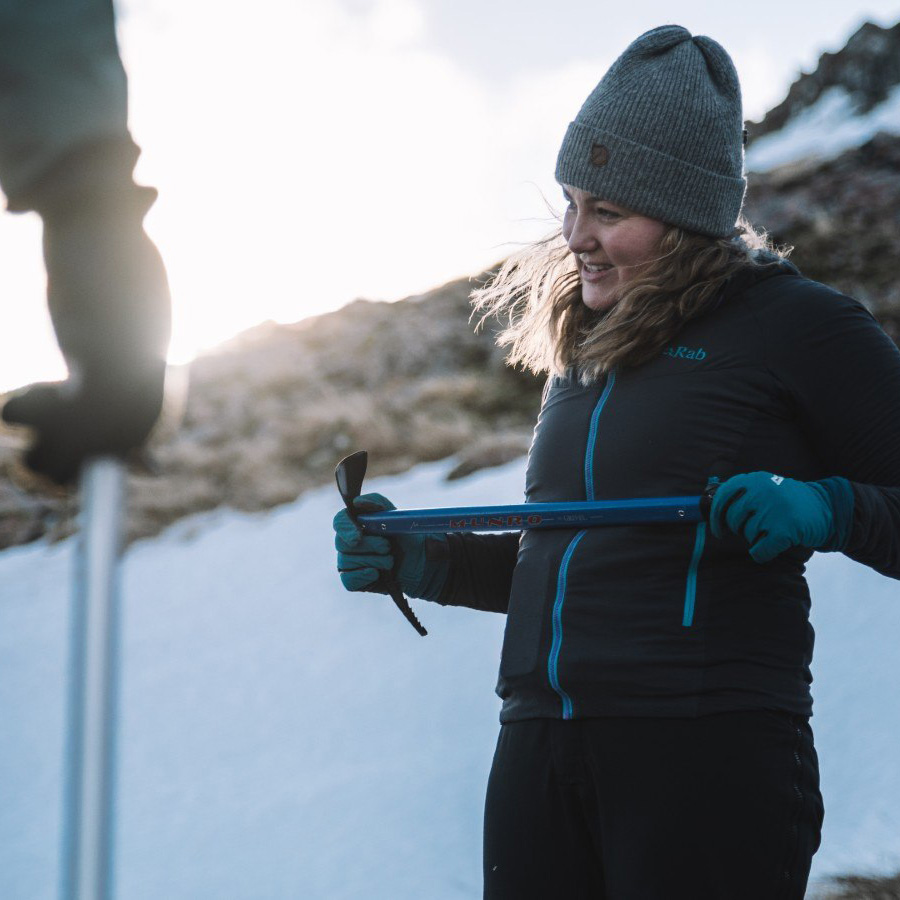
[745,20,900,174]
[745,83,900,172]
[1,459,899,898]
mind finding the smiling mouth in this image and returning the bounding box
[581,262,614,278]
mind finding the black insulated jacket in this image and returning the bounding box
[438,261,900,721]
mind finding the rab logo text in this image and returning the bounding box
[664,345,707,361]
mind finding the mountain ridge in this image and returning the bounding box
[747,20,900,142]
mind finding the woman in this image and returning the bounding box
[333,25,900,899]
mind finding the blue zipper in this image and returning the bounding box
[584,370,616,501]
[683,477,718,627]
[548,530,586,719]
[548,371,616,718]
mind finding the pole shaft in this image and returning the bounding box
[61,457,126,900]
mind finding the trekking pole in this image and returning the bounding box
[60,456,127,900]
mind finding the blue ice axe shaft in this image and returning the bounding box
[358,495,712,534]
[61,457,126,900]
[336,451,718,637]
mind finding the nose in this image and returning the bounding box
[564,208,598,255]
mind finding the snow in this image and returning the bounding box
[745,84,900,173]
[2,458,899,898]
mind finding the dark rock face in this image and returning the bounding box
[824,870,900,898]
[747,21,900,143]
[744,133,900,340]
[741,17,900,335]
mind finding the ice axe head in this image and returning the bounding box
[335,450,368,520]
[333,449,428,637]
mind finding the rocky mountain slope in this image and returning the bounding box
[747,21,900,143]
[743,132,900,342]
[1,18,899,551]
[744,21,900,173]
[741,20,900,342]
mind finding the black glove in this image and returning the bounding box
[2,141,171,484]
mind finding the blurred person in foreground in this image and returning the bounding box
[0,0,170,485]
[333,25,900,899]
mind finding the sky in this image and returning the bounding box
[0,0,899,392]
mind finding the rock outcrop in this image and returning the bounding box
[746,21,900,142]
[743,132,900,342]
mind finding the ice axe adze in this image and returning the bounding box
[336,451,719,636]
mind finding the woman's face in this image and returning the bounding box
[561,185,668,312]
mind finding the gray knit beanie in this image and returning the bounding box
[555,25,746,237]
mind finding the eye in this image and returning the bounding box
[562,192,576,212]
[595,205,621,220]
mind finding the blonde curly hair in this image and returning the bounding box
[472,218,788,384]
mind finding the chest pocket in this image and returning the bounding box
[525,373,611,504]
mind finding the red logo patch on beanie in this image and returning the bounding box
[590,144,609,167]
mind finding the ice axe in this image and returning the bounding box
[336,451,720,636]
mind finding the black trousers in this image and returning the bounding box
[483,712,823,900]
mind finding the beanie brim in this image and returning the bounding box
[555,121,746,238]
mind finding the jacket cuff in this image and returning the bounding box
[419,535,450,603]
[815,476,855,551]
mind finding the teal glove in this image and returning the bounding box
[333,493,449,601]
[709,472,836,563]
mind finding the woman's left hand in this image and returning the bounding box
[709,472,836,563]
